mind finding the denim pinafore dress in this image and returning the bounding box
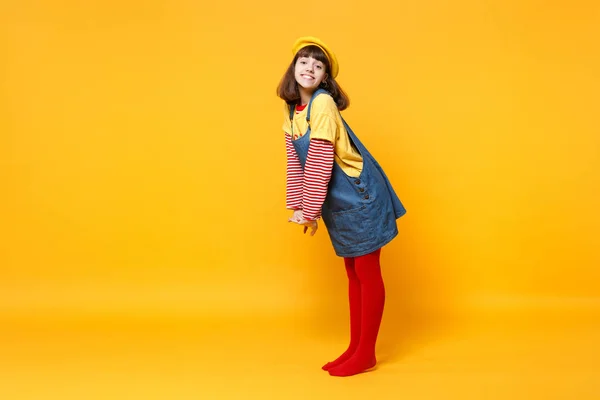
[290,89,406,258]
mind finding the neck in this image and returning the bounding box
[299,87,315,105]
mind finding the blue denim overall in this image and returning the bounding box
[290,89,406,257]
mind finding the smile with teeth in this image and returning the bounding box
[301,74,315,80]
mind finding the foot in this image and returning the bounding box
[321,348,356,371]
[328,355,377,377]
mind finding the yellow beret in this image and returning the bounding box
[292,36,339,79]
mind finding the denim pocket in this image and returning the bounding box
[331,204,378,247]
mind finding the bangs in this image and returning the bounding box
[296,45,330,71]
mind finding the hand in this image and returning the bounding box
[288,209,304,224]
[299,219,318,236]
[288,210,318,236]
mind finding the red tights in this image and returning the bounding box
[323,248,385,377]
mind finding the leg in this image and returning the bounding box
[329,248,384,377]
[322,256,362,370]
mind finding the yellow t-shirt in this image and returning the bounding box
[282,94,363,177]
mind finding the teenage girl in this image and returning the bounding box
[277,36,406,377]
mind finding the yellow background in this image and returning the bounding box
[1,0,599,399]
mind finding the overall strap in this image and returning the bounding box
[289,89,331,134]
[306,89,330,127]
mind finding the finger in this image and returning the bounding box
[304,226,308,234]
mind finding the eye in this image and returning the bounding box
[316,65,322,69]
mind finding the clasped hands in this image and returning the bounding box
[288,209,318,236]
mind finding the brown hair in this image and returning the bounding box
[276,45,350,111]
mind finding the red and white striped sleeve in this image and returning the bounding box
[285,133,303,210]
[302,139,334,221]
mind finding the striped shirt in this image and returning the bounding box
[286,105,334,221]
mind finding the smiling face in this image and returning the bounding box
[277,45,349,111]
[294,56,328,94]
